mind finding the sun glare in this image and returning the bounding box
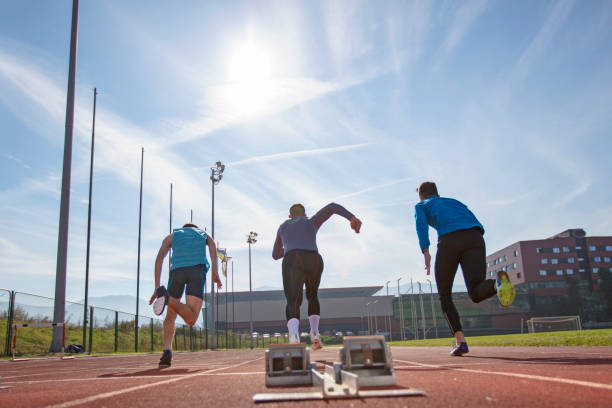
[221,39,280,118]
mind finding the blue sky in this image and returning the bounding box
[1,0,611,311]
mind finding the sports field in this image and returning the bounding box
[1,345,611,407]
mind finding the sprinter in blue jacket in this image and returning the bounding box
[415,182,515,356]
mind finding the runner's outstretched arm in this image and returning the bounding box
[207,237,222,289]
[272,229,284,260]
[311,202,362,233]
[149,234,172,304]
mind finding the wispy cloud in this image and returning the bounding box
[3,153,31,169]
[226,143,370,167]
[432,0,489,69]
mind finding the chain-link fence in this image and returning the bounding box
[0,288,288,356]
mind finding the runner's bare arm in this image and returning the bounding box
[311,202,361,233]
[207,237,222,289]
[149,234,172,304]
[272,229,284,260]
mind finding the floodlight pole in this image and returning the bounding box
[83,87,97,350]
[51,0,79,353]
[427,279,438,338]
[247,232,257,349]
[135,147,144,352]
[386,281,392,341]
[210,161,224,350]
[397,278,405,341]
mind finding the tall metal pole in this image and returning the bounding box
[247,231,257,349]
[51,0,79,353]
[418,282,426,339]
[427,279,438,338]
[225,257,229,349]
[209,161,224,350]
[135,147,144,352]
[169,183,172,271]
[411,277,418,340]
[373,300,379,334]
[397,278,405,341]
[386,281,392,341]
[231,260,235,347]
[190,209,193,223]
[365,302,371,335]
[83,87,97,350]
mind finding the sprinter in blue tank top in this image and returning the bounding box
[415,182,515,356]
[149,223,222,367]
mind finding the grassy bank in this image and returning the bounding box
[387,328,612,347]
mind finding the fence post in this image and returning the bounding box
[88,306,94,353]
[189,326,193,351]
[114,311,118,353]
[150,318,154,352]
[5,291,15,356]
[183,325,186,350]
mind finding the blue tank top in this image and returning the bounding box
[170,227,209,272]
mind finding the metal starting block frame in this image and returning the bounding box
[255,336,425,402]
[265,343,312,386]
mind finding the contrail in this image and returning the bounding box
[226,143,370,167]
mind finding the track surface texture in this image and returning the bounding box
[1,346,611,407]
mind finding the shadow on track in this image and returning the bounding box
[99,368,201,378]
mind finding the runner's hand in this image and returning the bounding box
[213,273,223,289]
[149,290,158,305]
[423,251,431,275]
[350,217,362,233]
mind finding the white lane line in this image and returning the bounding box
[394,359,612,391]
[45,357,265,408]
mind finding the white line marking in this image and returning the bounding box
[45,357,264,408]
[394,359,612,391]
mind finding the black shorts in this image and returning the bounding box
[167,264,206,299]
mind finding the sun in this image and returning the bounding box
[220,39,279,118]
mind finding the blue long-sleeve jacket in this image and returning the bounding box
[414,196,484,252]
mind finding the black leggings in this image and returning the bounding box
[435,228,496,334]
[282,250,324,321]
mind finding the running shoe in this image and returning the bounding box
[153,286,169,315]
[310,334,323,351]
[496,271,516,307]
[159,350,172,368]
[450,342,469,356]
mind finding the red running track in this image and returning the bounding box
[1,346,611,407]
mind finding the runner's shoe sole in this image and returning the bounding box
[496,271,516,307]
[153,286,169,315]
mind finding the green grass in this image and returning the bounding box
[387,328,612,347]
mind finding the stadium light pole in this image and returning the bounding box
[418,282,426,339]
[51,0,79,353]
[82,87,97,350]
[210,161,224,350]
[135,147,144,352]
[373,300,379,334]
[397,278,405,341]
[225,256,231,349]
[427,279,438,338]
[385,281,392,341]
[365,302,371,335]
[247,232,257,349]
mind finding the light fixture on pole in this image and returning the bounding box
[210,161,225,350]
[427,279,438,338]
[247,231,257,349]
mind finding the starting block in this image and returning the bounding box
[255,335,425,402]
[265,343,312,386]
[339,335,396,387]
